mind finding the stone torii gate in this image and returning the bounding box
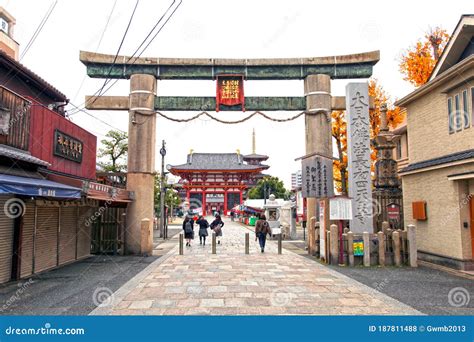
[79,50,379,255]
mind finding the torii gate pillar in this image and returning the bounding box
[126,74,157,255]
[304,74,332,256]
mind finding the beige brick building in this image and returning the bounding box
[396,15,474,270]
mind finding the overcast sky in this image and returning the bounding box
[2,0,472,187]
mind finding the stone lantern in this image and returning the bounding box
[373,104,403,230]
[264,194,282,234]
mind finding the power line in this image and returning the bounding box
[86,0,181,107]
[69,0,182,116]
[90,0,140,102]
[2,0,58,89]
[20,0,58,60]
[68,0,142,115]
[71,0,118,103]
[68,102,126,133]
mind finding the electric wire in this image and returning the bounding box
[68,0,181,116]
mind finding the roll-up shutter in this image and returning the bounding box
[0,196,14,284]
[20,201,35,278]
[34,206,58,273]
[77,206,92,259]
[58,206,77,265]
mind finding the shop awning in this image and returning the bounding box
[0,174,82,198]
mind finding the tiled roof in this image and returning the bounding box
[170,153,263,171]
[0,50,67,102]
[0,144,50,167]
[243,153,269,160]
[400,149,474,173]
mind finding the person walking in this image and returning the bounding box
[210,214,224,244]
[196,215,209,245]
[182,216,194,247]
[255,214,272,253]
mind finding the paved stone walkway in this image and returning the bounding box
[92,219,420,315]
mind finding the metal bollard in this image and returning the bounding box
[245,232,249,254]
[212,232,216,254]
[278,233,282,255]
[179,233,184,255]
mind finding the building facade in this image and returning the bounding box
[291,170,302,190]
[169,152,264,216]
[0,7,18,60]
[0,11,131,284]
[395,15,474,270]
[392,112,409,172]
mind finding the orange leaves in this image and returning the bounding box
[331,78,405,194]
[399,27,450,87]
[387,106,404,129]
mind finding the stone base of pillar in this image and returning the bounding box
[126,172,155,255]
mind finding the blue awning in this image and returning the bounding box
[0,174,82,199]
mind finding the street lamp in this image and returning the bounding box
[159,140,167,239]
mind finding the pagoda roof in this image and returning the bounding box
[169,153,263,172]
[242,153,269,160]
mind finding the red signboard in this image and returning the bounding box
[216,74,244,111]
[387,203,400,220]
[28,98,97,180]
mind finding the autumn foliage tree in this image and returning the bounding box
[332,79,405,194]
[399,27,450,87]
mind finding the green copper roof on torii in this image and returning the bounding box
[80,51,379,80]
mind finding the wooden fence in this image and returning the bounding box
[315,221,417,267]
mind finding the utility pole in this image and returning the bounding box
[159,140,167,239]
[263,182,267,204]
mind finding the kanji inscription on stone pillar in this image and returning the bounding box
[346,83,374,233]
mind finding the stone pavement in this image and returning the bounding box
[92,219,420,315]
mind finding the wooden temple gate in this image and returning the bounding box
[79,50,380,255]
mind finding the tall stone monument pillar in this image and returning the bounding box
[346,83,374,233]
[126,74,157,254]
[304,74,332,255]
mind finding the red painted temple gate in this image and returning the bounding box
[169,152,264,216]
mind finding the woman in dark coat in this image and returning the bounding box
[196,215,209,245]
[210,214,224,244]
[255,214,271,253]
[182,216,194,246]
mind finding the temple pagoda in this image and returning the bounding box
[242,129,270,187]
[169,151,265,216]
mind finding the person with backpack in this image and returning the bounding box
[196,215,210,245]
[255,214,272,253]
[182,216,195,247]
[210,214,224,244]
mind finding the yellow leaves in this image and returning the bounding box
[399,27,450,87]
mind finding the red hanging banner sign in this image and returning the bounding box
[216,74,245,112]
